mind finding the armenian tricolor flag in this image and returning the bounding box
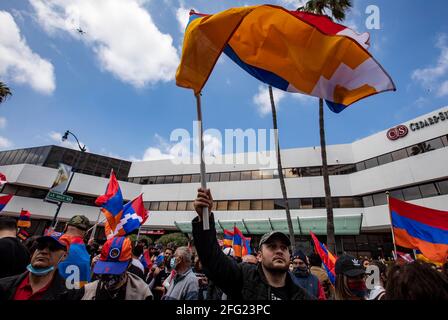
[104,194,149,239]
[233,226,243,258]
[389,197,448,264]
[176,5,395,112]
[17,209,31,228]
[242,236,252,256]
[310,231,336,285]
[17,228,29,241]
[223,229,234,248]
[95,170,124,234]
[0,194,13,212]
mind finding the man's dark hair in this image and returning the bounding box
[133,243,144,257]
[308,253,322,267]
[385,261,448,300]
[0,216,17,231]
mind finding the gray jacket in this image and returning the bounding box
[162,268,199,300]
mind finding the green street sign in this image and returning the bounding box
[46,191,73,203]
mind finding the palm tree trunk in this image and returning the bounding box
[269,86,295,251]
[319,98,336,252]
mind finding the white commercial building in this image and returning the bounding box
[1,107,447,256]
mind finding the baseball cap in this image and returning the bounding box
[93,236,132,275]
[259,231,291,247]
[67,215,90,231]
[36,230,68,251]
[335,254,366,277]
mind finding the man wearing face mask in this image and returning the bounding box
[0,231,69,300]
[291,250,326,300]
[334,254,367,300]
[80,236,153,300]
[161,246,199,300]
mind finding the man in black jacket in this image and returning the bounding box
[0,230,73,300]
[193,188,313,300]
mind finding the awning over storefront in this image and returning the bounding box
[174,214,363,236]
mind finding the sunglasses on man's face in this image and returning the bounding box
[36,241,63,252]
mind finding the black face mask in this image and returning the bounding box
[100,273,126,291]
[293,265,310,277]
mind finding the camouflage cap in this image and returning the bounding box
[67,215,90,231]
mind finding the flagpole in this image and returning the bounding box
[86,217,107,234]
[136,227,141,242]
[195,92,210,230]
[386,191,398,260]
[89,208,102,242]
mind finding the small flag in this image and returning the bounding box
[389,197,448,263]
[0,194,13,212]
[310,231,336,285]
[0,173,7,186]
[242,236,252,256]
[223,229,234,247]
[17,209,31,228]
[17,228,29,241]
[105,194,149,238]
[95,170,124,233]
[233,226,243,258]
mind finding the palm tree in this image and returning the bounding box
[269,86,295,251]
[0,82,12,104]
[297,0,352,252]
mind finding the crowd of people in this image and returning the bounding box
[0,187,447,301]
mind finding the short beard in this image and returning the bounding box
[263,263,289,275]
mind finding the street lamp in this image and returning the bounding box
[50,130,87,228]
[62,130,87,152]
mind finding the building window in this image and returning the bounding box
[274,199,285,209]
[164,176,174,184]
[241,171,252,181]
[228,201,239,210]
[149,202,159,210]
[155,176,165,184]
[158,202,168,211]
[250,200,262,210]
[372,193,387,206]
[312,198,325,208]
[436,180,448,195]
[288,199,300,209]
[419,183,439,198]
[191,174,200,183]
[230,171,241,181]
[377,153,393,166]
[177,201,187,211]
[364,157,379,169]
[187,201,195,211]
[402,186,421,201]
[339,197,355,208]
[219,172,230,182]
[217,201,228,210]
[262,200,274,210]
[362,195,374,207]
[261,170,274,179]
[391,149,408,161]
[168,202,177,211]
[182,175,192,183]
[426,137,444,150]
[210,173,220,182]
[140,177,149,184]
[442,135,448,147]
[239,200,250,210]
[300,198,313,209]
[390,190,404,200]
[356,162,366,171]
[251,170,262,180]
[173,175,182,184]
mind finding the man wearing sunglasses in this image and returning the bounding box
[0,231,69,300]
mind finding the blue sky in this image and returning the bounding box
[0,0,447,161]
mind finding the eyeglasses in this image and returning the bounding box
[36,241,64,252]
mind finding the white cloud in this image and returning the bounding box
[134,133,222,161]
[176,6,192,33]
[29,0,180,87]
[0,136,13,149]
[412,34,448,92]
[0,117,6,129]
[48,131,89,151]
[252,85,286,117]
[0,11,55,94]
[437,80,448,97]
